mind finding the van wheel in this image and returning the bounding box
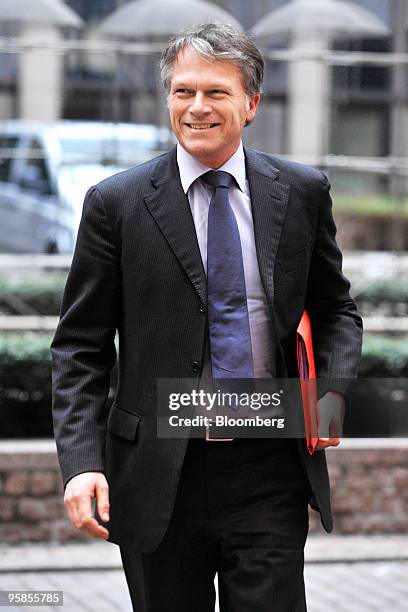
[45,242,59,254]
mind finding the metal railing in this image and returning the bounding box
[2,36,408,66]
[1,251,407,271]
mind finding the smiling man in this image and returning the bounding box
[167,45,259,168]
[51,23,362,612]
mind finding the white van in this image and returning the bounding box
[0,121,171,253]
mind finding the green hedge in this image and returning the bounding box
[0,332,406,438]
[334,194,408,216]
[0,276,65,315]
[0,333,118,438]
[356,280,408,304]
[1,276,408,316]
[353,279,408,315]
[0,331,406,372]
[360,334,408,377]
[0,333,53,437]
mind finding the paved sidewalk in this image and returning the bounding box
[0,536,408,611]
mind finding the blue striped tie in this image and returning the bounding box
[201,170,254,388]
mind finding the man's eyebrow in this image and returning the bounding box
[171,82,194,89]
[206,84,229,90]
[171,81,229,89]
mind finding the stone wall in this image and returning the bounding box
[0,441,82,544]
[335,214,408,251]
[0,440,407,544]
[309,440,408,534]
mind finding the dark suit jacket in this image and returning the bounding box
[51,146,363,552]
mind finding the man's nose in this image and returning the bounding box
[189,92,211,115]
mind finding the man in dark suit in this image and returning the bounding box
[51,23,362,612]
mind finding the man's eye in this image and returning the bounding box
[175,89,193,95]
[209,90,226,95]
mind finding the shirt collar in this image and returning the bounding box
[177,142,247,194]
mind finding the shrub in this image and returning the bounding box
[0,332,406,437]
[0,276,65,315]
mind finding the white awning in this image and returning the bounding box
[99,0,241,39]
[0,0,83,28]
[251,0,389,39]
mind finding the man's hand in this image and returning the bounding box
[64,472,110,540]
[315,391,345,451]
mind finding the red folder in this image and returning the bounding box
[296,311,319,455]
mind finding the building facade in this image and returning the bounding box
[1,0,406,188]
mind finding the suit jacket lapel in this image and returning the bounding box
[143,146,290,309]
[244,148,290,305]
[144,148,207,305]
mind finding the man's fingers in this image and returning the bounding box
[96,480,110,522]
[330,417,343,438]
[76,492,94,525]
[319,418,342,439]
[64,473,110,540]
[66,497,81,531]
[315,437,341,451]
[317,414,331,438]
[66,494,108,538]
[75,495,109,539]
[80,518,109,540]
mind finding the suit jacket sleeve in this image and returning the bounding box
[305,173,363,398]
[51,186,120,488]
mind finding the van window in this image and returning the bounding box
[26,139,50,182]
[20,139,52,194]
[0,136,18,182]
[59,133,166,165]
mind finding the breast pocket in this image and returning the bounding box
[107,404,142,441]
[277,240,311,277]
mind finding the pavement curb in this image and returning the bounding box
[1,535,408,572]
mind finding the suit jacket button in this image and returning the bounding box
[200,304,206,313]
[192,361,200,373]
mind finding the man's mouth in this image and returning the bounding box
[186,123,219,130]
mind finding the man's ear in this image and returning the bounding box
[245,93,261,124]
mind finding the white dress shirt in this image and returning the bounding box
[177,142,274,378]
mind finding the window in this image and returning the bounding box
[26,139,49,181]
[20,139,52,194]
[0,136,18,182]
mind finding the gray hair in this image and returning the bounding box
[160,23,264,97]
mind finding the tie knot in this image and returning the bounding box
[201,170,235,190]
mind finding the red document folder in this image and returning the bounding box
[296,311,319,455]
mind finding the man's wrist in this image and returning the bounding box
[64,470,106,490]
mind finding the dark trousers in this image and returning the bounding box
[120,437,311,612]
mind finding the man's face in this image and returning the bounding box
[167,47,260,168]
